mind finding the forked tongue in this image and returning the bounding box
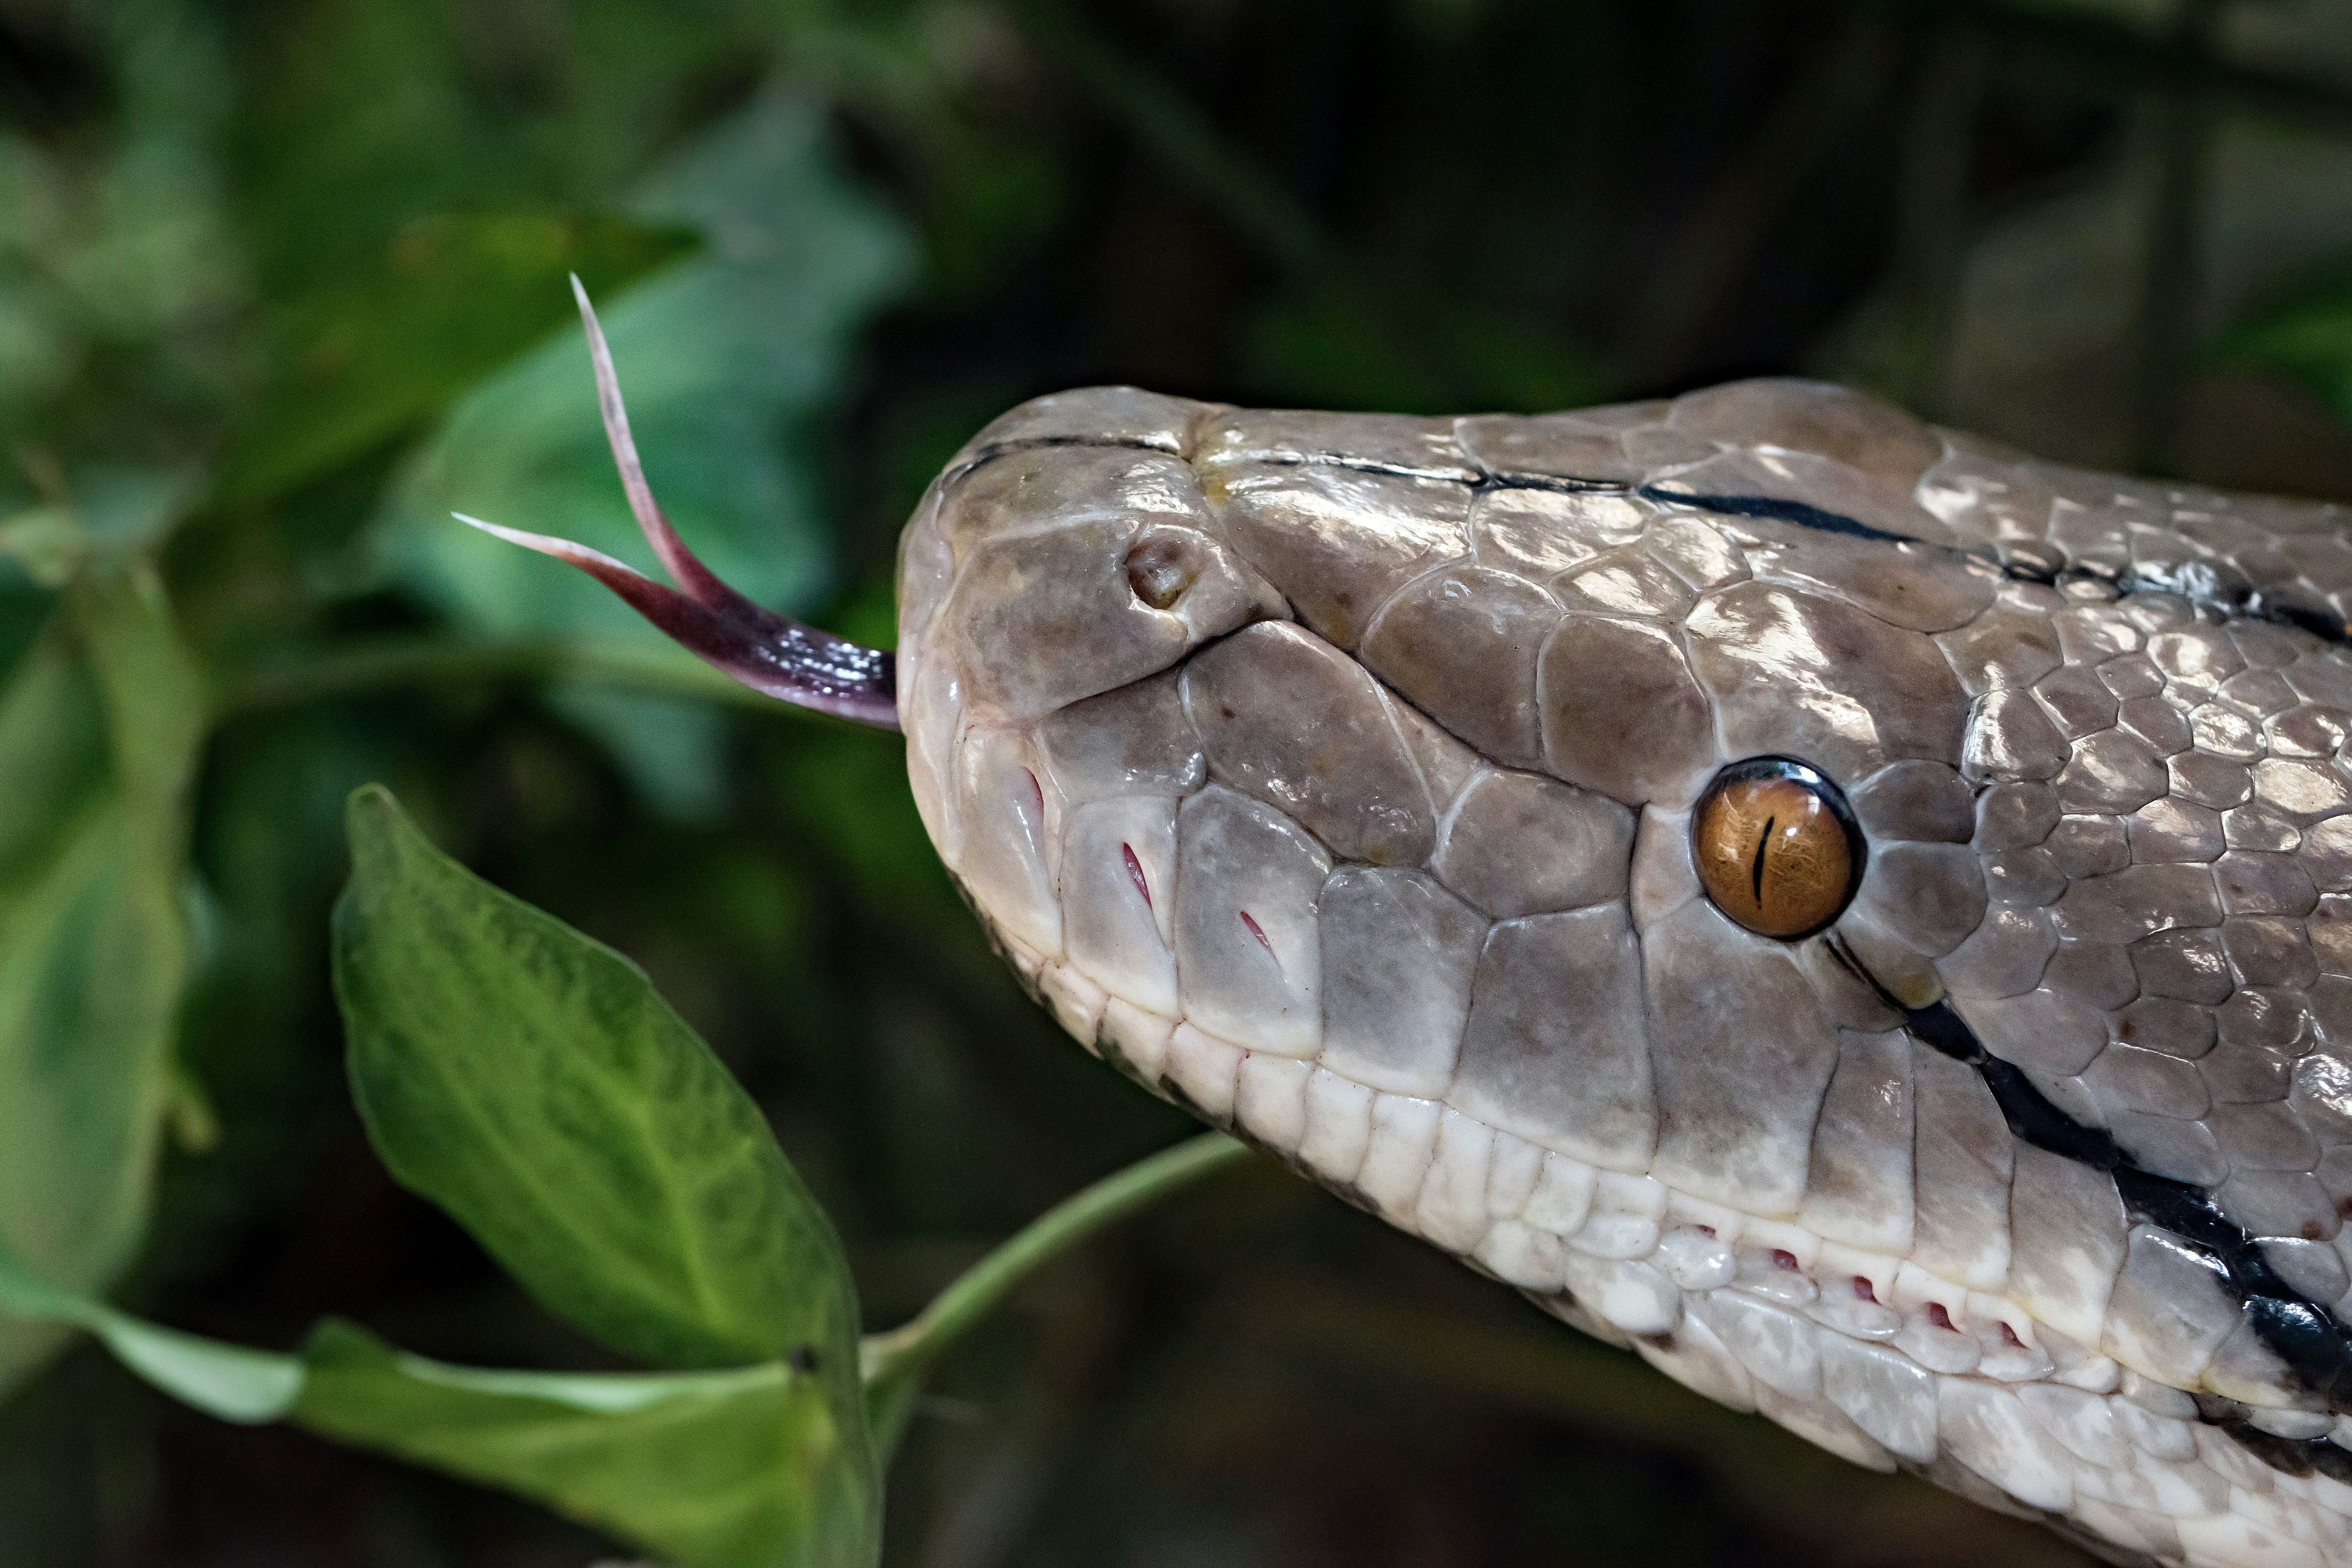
[455,277,900,732]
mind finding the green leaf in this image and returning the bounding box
[220,211,696,504]
[296,1321,871,1568]
[0,560,202,1396]
[0,1241,301,1424]
[0,1247,872,1568]
[330,785,863,1376]
[73,563,205,802]
[325,780,877,1560]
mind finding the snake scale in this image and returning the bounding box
[478,285,2352,1568]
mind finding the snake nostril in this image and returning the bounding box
[1125,536,1198,610]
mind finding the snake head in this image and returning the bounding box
[458,278,899,731]
[496,300,2352,1549]
[896,382,2006,1300]
[490,278,2352,1550]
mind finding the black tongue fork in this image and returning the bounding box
[455,276,900,732]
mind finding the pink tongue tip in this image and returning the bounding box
[451,277,900,733]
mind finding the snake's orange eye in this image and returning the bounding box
[1692,758,1865,940]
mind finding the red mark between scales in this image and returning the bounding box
[1239,910,1272,953]
[1122,843,1152,910]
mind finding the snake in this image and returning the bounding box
[474,283,2352,1568]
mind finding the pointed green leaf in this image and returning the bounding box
[330,785,862,1377]
[0,1222,297,1428]
[0,1248,872,1568]
[296,1321,871,1568]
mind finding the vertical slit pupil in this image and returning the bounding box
[1689,758,1865,941]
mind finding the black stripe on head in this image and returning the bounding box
[1637,483,2352,648]
[2251,588,2350,644]
[1478,472,1637,496]
[1638,485,1920,544]
[2201,1405,2352,1483]
[1906,1000,2352,1422]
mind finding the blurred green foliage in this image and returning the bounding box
[2224,257,2352,424]
[10,0,2352,1563]
[6,780,1246,1566]
[0,557,200,1393]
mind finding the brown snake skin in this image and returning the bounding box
[486,310,2352,1566]
[891,378,2352,1568]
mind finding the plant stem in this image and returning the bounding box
[861,1131,1250,1390]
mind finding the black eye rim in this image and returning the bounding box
[1693,755,1869,941]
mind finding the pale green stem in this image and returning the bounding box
[861,1131,1249,1391]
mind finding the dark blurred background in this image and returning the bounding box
[8,0,2352,1563]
